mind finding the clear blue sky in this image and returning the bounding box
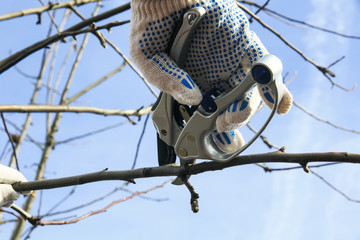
[1,0,360,239]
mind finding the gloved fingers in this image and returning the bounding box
[258,84,293,114]
[0,184,20,207]
[0,164,30,195]
[212,129,245,154]
[216,88,261,132]
[143,53,203,105]
[0,164,27,184]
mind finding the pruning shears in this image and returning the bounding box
[151,7,284,166]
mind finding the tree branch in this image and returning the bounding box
[12,152,360,192]
[0,3,131,74]
[0,113,20,170]
[0,0,100,22]
[238,1,360,40]
[293,101,360,134]
[0,105,152,117]
[10,180,170,226]
[236,2,355,91]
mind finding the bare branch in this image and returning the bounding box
[66,61,127,104]
[67,4,107,48]
[328,56,346,69]
[1,119,44,150]
[239,1,360,40]
[0,104,152,117]
[293,101,360,134]
[0,207,22,221]
[9,27,55,168]
[247,123,281,150]
[236,2,355,91]
[13,180,171,226]
[10,4,105,239]
[183,178,200,213]
[38,0,60,31]
[310,169,360,203]
[104,39,158,98]
[248,0,270,23]
[0,0,99,22]
[55,121,127,146]
[255,163,360,203]
[257,162,341,172]
[0,3,131,74]
[11,152,360,192]
[0,114,20,170]
[131,114,150,169]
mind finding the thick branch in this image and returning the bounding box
[12,152,359,192]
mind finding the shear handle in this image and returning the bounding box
[174,54,284,162]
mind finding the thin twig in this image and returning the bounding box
[183,178,199,213]
[104,39,158,98]
[328,56,346,69]
[1,120,44,150]
[248,0,270,22]
[0,113,20,171]
[67,4,107,47]
[236,3,354,91]
[66,61,127,104]
[256,162,341,172]
[51,40,76,106]
[45,188,77,215]
[55,121,127,145]
[246,123,281,150]
[15,180,171,226]
[0,3,131,74]
[13,66,37,79]
[284,71,298,86]
[131,114,150,169]
[0,141,10,162]
[38,0,60,31]
[239,1,360,40]
[46,9,72,134]
[42,186,120,218]
[255,162,360,203]
[0,0,99,21]
[310,169,360,203]
[61,7,158,98]
[293,101,360,134]
[0,208,22,221]
[43,183,169,219]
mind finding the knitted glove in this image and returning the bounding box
[0,164,29,207]
[130,0,292,153]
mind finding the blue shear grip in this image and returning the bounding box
[200,88,221,113]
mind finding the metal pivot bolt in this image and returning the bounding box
[178,147,187,158]
[187,13,197,25]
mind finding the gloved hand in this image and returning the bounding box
[0,164,29,207]
[130,0,292,153]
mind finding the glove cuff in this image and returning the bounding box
[131,0,203,22]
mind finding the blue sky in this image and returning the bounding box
[1,0,360,239]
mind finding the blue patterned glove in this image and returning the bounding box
[130,0,292,153]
